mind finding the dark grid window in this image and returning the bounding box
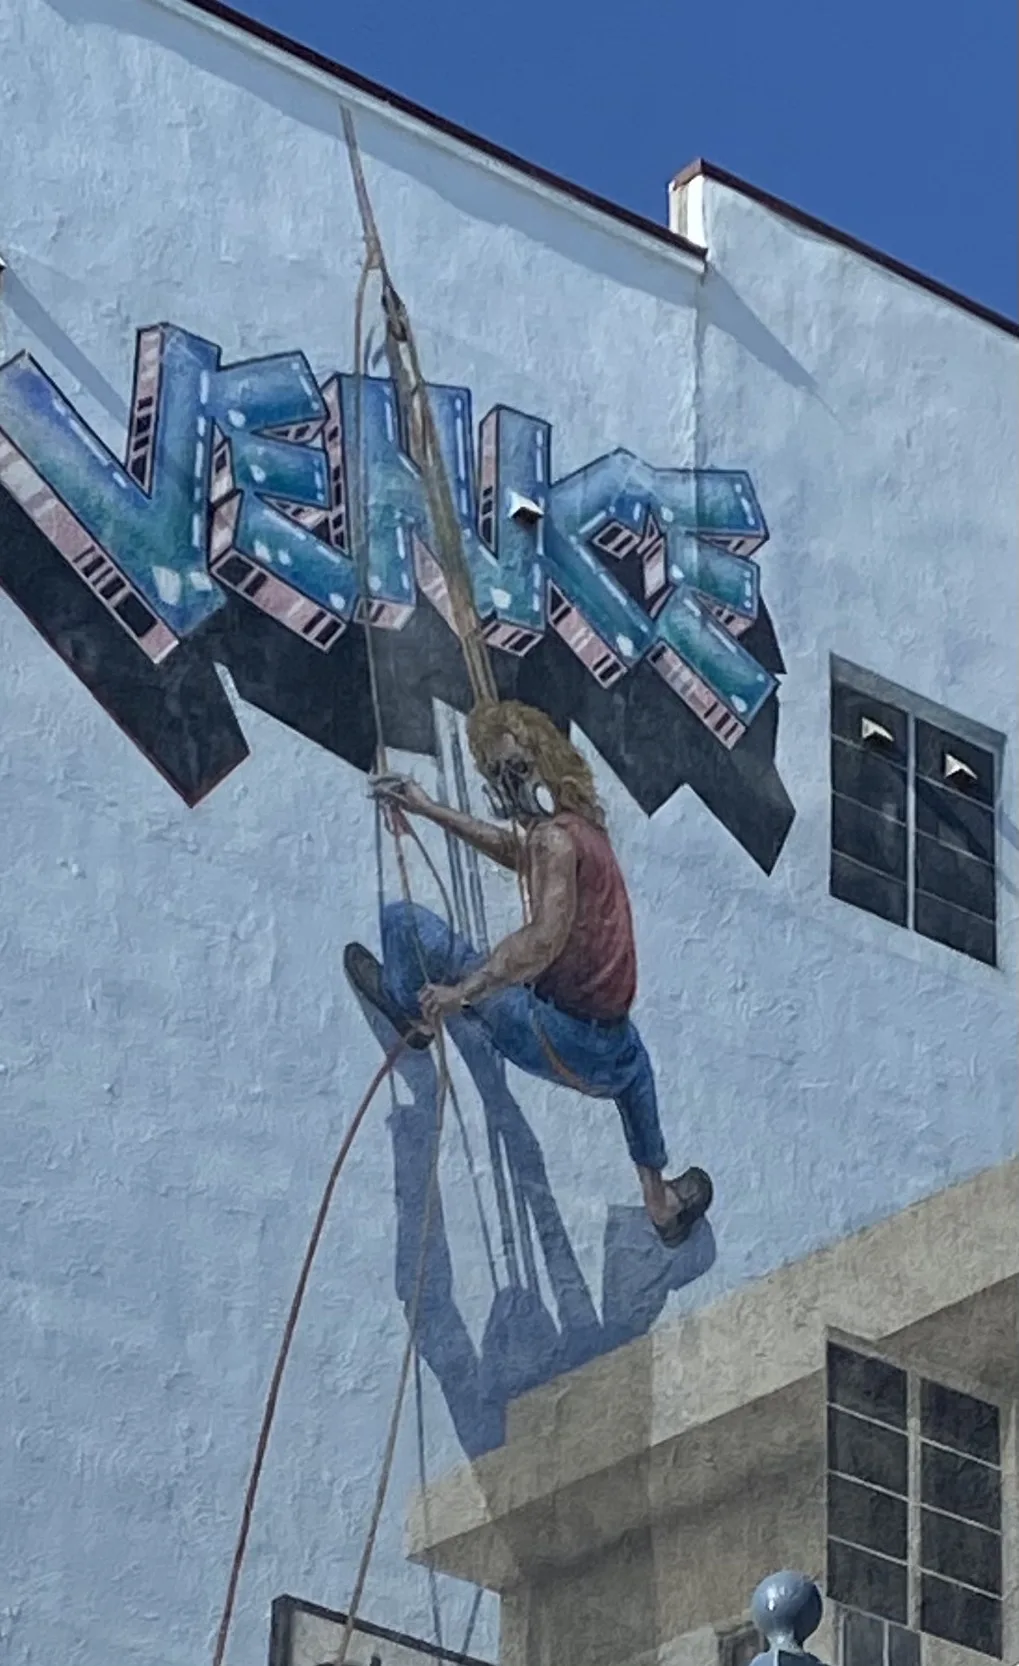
[827,1343,1004,1659]
[839,1606,920,1666]
[920,1380,1003,1657]
[830,669,998,966]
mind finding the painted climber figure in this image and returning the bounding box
[344,700,713,1248]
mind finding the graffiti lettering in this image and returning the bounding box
[0,327,795,868]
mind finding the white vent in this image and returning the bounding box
[506,490,544,524]
[943,751,977,788]
[860,715,894,746]
[669,173,707,246]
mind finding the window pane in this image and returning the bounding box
[831,854,908,929]
[831,685,908,762]
[834,796,908,880]
[914,777,995,864]
[920,1573,1002,1657]
[921,1508,1002,1596]
[914,832,995,920]
[922,1443,1002,1531]
[914,891,996,967]
[841,1607,884,1666]
[887,1624,920,1666]
[828,1539,908,1625]
[921,1381,1000,1465]
[828,1474,908,1561]
[915,721,995,808]
[828,1344,907,1428]
[828,1408,909,1495]
[832,737,907,820]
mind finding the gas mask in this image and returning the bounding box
[482,755,556,822]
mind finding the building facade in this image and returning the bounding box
[0,2,1015,1664]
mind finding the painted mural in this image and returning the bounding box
[0,113,797,1666]
[0,207,792,1390]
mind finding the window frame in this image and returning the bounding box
[825,1337,1006,1659]
[836,1602,921,1666]
[829,656,1004,968]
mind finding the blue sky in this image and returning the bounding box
[233,0,1017,321]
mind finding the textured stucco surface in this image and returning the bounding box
[0,2,1016,1664]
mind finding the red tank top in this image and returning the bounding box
[533,812,637,1022]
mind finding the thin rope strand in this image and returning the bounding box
[331,1027,450,1665]
[210,1041,406,1666]
[413,1344,444,1651]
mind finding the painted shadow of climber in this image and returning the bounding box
[357,999,715,1462]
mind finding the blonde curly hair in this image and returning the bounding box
[466,700,605,827]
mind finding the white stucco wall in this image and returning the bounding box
[0,3,1015,1665]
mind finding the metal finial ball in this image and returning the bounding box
[751,1570,823,1646]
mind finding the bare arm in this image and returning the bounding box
[417,800,521,871]
[371,776,520,870]
[457,822,577,1003]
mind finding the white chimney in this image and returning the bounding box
[669,168,707,248]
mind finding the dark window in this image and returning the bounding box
[832,789,909,877]
[831,735,909,820]
[827,1346,1004,1658]
[840,1607,883,1666]
[917,1381,1003,1657]
[921,1381,1000,1465]
[920,1573,1002,1657]
[921,1443,1001,1530]
[830,853,908,929]
[831,684,909,761]
[828,1407,908,1496]
[828,1539,908,1625]
[839,1609,921,1666]
[828,1475,908,1561]
[920,1507,1001,1596]
[886,1622,921,1666]
[830,682,908,929]
[828,1343,907,1428]
[914,892,996,967]
[914,777,995,863]
[829,668,999,966]
[915,721,995,806]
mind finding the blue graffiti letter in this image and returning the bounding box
[0,327,227,657]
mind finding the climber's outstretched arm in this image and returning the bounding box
[369,774,521,870]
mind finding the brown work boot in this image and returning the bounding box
[343,943,433,1051]
[653,1166,713,1247]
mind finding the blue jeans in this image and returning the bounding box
[381,901,668,1173]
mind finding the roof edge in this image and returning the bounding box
[672,158,1018,338]
[171,0,705,266]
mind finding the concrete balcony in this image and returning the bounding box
[407,1160,1019,1666]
